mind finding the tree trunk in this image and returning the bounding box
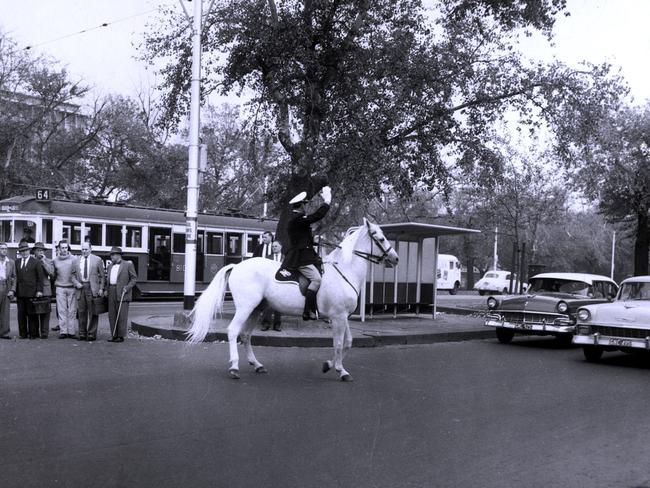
[634,210,649,276]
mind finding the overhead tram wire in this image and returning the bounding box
[21,8,159,52]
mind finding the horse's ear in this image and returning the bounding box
[363,217,369,227]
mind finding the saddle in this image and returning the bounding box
[274,268,310,296]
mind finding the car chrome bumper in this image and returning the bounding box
[573,333,650,350]
[485,314,575,334]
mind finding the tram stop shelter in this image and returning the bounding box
[358,222,481,321]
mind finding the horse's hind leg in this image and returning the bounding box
[227,307,255,379]
[240,311,267,374]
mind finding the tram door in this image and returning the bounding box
[225,232,244,265]
[148,227,171,281]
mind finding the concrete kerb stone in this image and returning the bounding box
[130,305,492,347]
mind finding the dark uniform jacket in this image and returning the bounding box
[282,204,330,270]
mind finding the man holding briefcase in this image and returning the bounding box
[76,242,105,341]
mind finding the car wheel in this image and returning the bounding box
[449,282,460,295]
[583,346,603,362]
[478,290,485,296]
[496,328,515,344]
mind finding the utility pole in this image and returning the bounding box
[611,230,616,280]
[493,226,498,270]
[183,0,203,310]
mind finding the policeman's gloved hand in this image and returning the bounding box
[320,186,332,204]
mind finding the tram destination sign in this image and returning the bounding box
[36,189,51,201]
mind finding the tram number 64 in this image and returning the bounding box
[36,189,50,201]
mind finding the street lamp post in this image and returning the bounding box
[183,0,203,310]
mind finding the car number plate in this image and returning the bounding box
[606,338,633,347]
[515,323,533,330]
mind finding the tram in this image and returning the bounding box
[0,195,277,299]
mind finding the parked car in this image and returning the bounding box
[474,270,525,295]
[573,275,650,362]
[484,272,618,344]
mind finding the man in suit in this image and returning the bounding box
[253,231,274,258]
[261,240,283,331]
[76,242,106,341]
[105,247,137,343]
[33,242,54,338]
[0,242,16,339]
[13,242,45,339]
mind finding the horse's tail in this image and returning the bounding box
[187,264,236,343]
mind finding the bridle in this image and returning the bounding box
[353,226,394,264]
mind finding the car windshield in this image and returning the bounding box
[618,282,650,300]
[528,278,590,296]
[485,273,498,278]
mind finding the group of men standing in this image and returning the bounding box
[0,241,137,342]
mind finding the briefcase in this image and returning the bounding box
[27,297,51,315]
[92,296,108,315]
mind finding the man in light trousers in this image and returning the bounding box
[52,240,82,339]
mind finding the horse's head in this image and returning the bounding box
[364,218,399,266]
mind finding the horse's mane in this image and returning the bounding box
[325,225,368,263]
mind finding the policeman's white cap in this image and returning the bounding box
[289,191,308,205]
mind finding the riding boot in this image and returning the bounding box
[302,290,318,321]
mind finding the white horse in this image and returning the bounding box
[187,219,399,381]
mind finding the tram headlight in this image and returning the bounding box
[487,297,498,310]
[557,301,569,314]
[577,309,591,322]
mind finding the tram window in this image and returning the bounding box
[126,226,142,248]
[0,220,11,243]
[172,233,186,253]
[148,227,171,281]
[206,232,224,255]
[226,233,242,256]
[85,223,102,246]
[42,219,53,244]
[106,225,122,247]
[62,221,81,245]
[16,220,36,243]
[246,234,261,257]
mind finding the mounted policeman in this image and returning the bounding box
[282,185,332,320]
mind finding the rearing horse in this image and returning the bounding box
[187,219,399,381]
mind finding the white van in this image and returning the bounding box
[436,254,462,294]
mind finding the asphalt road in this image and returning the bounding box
[2,336,650,488]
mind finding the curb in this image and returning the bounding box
[130,320,494,348]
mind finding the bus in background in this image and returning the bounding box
[0,195,277,299]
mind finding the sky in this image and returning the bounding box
[0,0,649,104]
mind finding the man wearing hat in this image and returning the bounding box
[14,241,45,338]
[33,242,54,338]
[283,185,332,320]
[105,247,137,342]
[0,242,17,339]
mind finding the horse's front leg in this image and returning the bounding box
[324,315,353,382]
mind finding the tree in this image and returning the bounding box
[141,0,620,243]
[0,30,91,198]
[554,103,650,275]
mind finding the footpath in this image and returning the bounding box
[131,305,493,347]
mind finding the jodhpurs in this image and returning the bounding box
[299,265,321,292]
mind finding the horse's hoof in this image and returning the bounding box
[255,366,267,374]
[322,361,332,373]
[340,374,354,382]
[229,369,240,379]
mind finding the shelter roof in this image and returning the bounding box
[379,222,480,241]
